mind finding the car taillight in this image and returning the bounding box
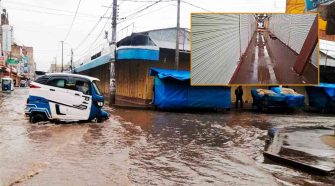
[30,84,41,88]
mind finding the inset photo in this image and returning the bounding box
[191,13,319,85]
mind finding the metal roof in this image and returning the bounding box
[45,73,100,82]
[320,51,335,67]
[320,39,335,59]
[74,54,113,73]
[117,27,190,52]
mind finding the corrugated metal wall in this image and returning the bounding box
[191,14,256,85]
[268,14,317,54]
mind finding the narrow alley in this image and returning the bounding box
[230,30,319,84]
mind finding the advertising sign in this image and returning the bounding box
[305,0,332,11]
[0,56,4,65]
[6,58,19,65]
[2,25,13,52]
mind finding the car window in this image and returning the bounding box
[35,76,49,84]
[92,81,102,96]
[75,79,91,95]
[47,78,66,88]
[66,77,77,91]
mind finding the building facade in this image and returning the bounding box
[115,27,190,107]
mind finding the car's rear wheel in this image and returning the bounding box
[30,112,47,123]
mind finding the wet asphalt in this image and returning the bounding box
[0,88,334,186]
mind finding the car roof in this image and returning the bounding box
[45,73,100,82]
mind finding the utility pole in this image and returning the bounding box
[111,0,117,44]
[61,41,64,72]
[175,0,181,70]
[54,57,57,72]
[70,48,73,71]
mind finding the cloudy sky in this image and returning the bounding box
[1,0,286,71]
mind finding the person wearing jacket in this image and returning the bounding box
[235,86,244,109]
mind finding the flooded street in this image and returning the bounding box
[1,88,335,186]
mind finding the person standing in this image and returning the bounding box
[235,86,244,109]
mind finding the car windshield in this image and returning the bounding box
[3,80,11,84]
[92,81,102,96]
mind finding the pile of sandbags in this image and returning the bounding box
[280,88,303,96]
[256,89,276,96]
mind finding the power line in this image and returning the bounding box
[64,0,83,41]
[73,7,111,51]
[117,3,174,25]
[75,10,114,58]
[120,0,163,21]
[4,1,99,17]
[181,0,212,12]
[4,5,96,18]
[119,0,174,2]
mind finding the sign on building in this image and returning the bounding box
[2,25,13,52]
[305,0,332,11]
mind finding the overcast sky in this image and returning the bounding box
[1,0,286,71]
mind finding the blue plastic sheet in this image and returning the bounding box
[251,88,305,109]
[150,68,190,81]
[306,83,335,109]
[151,68,231,110]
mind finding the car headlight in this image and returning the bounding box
[97,101,104,107]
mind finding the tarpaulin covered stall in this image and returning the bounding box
[306,83,335,111]
[150,68,230,110]
[251,87,305,111]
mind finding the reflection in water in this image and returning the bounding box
[0,89,334,185]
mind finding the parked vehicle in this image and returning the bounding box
[1,77,14,91]
[25,73,109,123]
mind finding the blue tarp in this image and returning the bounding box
[150,68,190,81]
[306,83,335,110]
[150,68,230,110]
[251,88,305,110]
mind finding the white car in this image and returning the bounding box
[25,73,109,123]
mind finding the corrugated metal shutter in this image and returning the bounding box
[239,14,249,56]
[269,14,318,66]
[191,14,240,85]
[248,15,256,44]
[269,14,291,45]
[288,14,316,53]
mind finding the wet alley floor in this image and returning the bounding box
[1,88,335,185]
[230,30,318,85]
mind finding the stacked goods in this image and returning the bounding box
[277,88,305,108]
[251,87,305,111]
[256,89,276,95]
[281,88,300,95]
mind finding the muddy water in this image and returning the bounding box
[0,88,335,185]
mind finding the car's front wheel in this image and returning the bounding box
[30,112,47,123]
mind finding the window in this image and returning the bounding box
[35,76,49,85]
[73,78,90,95]
[92,81,102,96]
[47,78,66,88]
[65,78,77,90]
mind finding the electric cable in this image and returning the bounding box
[64,0,83,42]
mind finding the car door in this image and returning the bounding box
[64,77,92,120]
[46,76,74,120]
